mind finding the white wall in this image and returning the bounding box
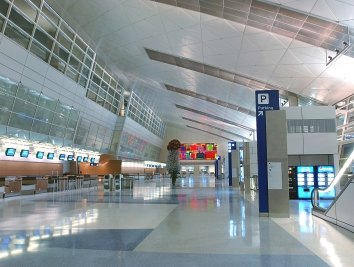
[284,106,337,155]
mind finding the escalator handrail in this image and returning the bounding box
[311,175,354,212]
[311,187,327,212]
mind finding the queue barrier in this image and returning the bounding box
[0,175,100,197]
[103,174,133,192]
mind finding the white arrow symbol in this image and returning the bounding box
[258,111,264,116]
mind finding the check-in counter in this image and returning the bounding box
[47,177,57,192]
[0,177,5,197]
[21,177,36,195]
[5,176,22,197]
[58,176,68,191]
[36,177,48,193]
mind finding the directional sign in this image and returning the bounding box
[255,90,279,214]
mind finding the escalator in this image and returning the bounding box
[311,151,354,232]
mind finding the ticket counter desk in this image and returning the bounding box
[4,176,22,197]
[35,177,48,193]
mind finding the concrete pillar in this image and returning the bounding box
[243,143,251,193]
[266,110,289,218]
[232,150,240,188]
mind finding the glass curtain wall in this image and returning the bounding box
[0,0,124,116]
[0,75,113,153]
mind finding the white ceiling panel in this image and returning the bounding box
[204,54,238,71]
[203,37,243,56]
[237,49,286,66]
[45,0,354,141]
[285,0,317,13]
[166,26,203,48]
[323,0,354,22]
[311,0,338,21]
[272,63,318,78]
[201,18,245,41]
[132,16,166,40]
[120,0,158,24]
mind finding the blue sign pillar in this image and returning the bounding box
[228,141,236,186]
[255,90,279,214]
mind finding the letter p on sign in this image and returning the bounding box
[258,93,269,104]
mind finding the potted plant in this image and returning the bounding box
[166,139,181,186]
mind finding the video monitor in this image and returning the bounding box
[318,165,334,173]
[36,151,44,159]
[67,155,74,161]
[47,153,54,160]
[5,148,16,157]
[90,157,95,163]
[59,154,65,160]
[297,173,305,178]
[297,166,314,173]
[83,157,88,162]
[318,173,325,178]
[20,149,29,158]
[76,156,82,162]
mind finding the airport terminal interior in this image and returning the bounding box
[0,0,354,266]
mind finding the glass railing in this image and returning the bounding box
[311,150,354,212]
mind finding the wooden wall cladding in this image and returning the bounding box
[76,160,122,176]
[0,161,63,176]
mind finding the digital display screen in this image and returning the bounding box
[328,173,335,178]
[77,156,82,162]
[83,157,88,162]
[20,149,29,158]
[6,148,16,156]
[47,153,54,160]
[298,181,305,186]
[59,154,65,160]
[297,166,314,173]
[36,151,44,159]
[297,173,305,178]
[67,155,74,161]
[318,165,334,173]
[90,157,95,163]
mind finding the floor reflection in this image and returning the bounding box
[0,209,98,259]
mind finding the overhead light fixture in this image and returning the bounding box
[337,101,346,107]
[326,40,351,66]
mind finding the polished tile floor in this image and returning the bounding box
[0,176,353,267]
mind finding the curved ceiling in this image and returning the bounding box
[45,0,354,141]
